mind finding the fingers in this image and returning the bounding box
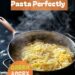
[0,17,5,21]
[0,17,5,23]
[0,17,8,24]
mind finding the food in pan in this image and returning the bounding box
[21,41,74,71]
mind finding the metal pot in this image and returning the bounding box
[0,17,75,75]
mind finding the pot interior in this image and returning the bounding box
[9,30,75,62]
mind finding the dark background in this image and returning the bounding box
[0,0,75,19]
[0,0,75,32]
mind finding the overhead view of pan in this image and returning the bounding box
[0,17,75,75]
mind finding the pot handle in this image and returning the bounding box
[2,58,13,69]
[0,17,17,36]
[65,33,75,41]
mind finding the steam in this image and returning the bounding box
[16,11,70,33]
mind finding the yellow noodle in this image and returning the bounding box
[21,41,73,71]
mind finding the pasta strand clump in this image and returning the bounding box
[21,41,73,71]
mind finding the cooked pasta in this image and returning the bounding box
[21,41,73,71]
